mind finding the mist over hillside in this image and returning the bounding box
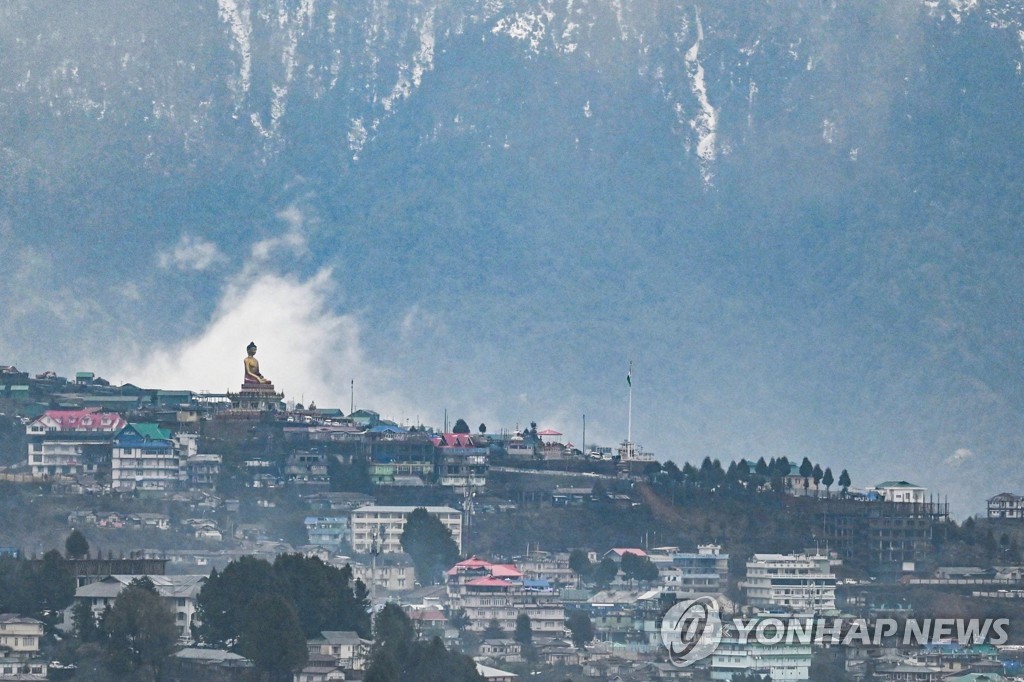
[2,1,1023,516]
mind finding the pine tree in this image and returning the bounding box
[839,469,852,496]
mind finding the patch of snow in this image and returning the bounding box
[216,0,253,100]
[684,9,718,187]
[948,0,978,24]
[348,117,368,159]
[382,9,436,112]
[492,10,554,53]
[822,119,835,144]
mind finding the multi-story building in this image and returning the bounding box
[111,423,183,492]
[349,506,463,554]
[367,428,435,485]
[741,553,836,614]
[346,553,416,593]
[650,544,730,594]
[26,408,127,478]
[73,574,207,640]
[446,557,564,636]
[185,454,221,489]
[306,630,371,671]
[0,614,43,654]
[876,481,928,504]
[516,550,575,586]
[710,619,813,681]
[432,433,488,492]
[988,493,1024,519]
[305,516,349,549]
[504,431,536,460]
[818,496,948,581]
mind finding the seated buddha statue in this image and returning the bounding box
[243,342,272,385]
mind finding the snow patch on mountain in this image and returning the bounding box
[683,9,717,187]
[492,9,556,53]
[217,0,253,103]
[382,9,436,112]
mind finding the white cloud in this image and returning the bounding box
[250,205,308,263]
[159,235,225,271]
[109,268,417,420]
[944,447,976,466]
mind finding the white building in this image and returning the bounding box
[649,544,730,594]
[349,506,462,554]
[875,481,927,504]
[446,557,564,636]
[988,492,1024,519]
[741,554,836,614]
[306,630,371,671]
[26,409,127,478]
[72,574,207,640]
[345,553,416,593]
[111,423,184,492]
[710,620,813,681]
[0,614,43,654]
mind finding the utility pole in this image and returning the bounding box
[582,414,586,457]
[370,524,387,608]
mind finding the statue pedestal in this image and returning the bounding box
[227,382,284,413]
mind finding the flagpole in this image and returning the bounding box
[627,361,633,452]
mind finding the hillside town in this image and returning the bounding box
[0,351,1021,682]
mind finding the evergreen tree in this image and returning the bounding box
[620,552,659,585]
[514,613,536,662]
[447,607,471,634]
[812,464,824,494]
[194,556,279,646]
[566,611,595,649]
[72,600,99,643]
[238,595,308,682]
[838,469,852,496]
[514,613,533,646]
[373,603,416,660]
[104,577,179,678]
[65,530,90,559]
[568,549,592,585]
[194,554,370,648]
[452,419,471,434]
[34,549,76,615]
[822,467,834,497]
[593,557,618,588]
[366,607,483,682]
[482,619,504,640]
[799,457,814,493]
[400,508,461,585]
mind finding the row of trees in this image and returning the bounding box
[568,550,659,588]
[365,604,482,682]
[72,577,179,679]
[195,554,372,647]
[658,455,851,498]
[0,551,75,622]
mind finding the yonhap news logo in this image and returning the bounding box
[661,598,1010,667]
[660,597,724,667]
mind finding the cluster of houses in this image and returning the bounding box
[17,531,1021,682]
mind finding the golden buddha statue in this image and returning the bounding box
[243,341,272,385]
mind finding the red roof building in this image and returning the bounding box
[27,409,127,479]
[446,557,561,636]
